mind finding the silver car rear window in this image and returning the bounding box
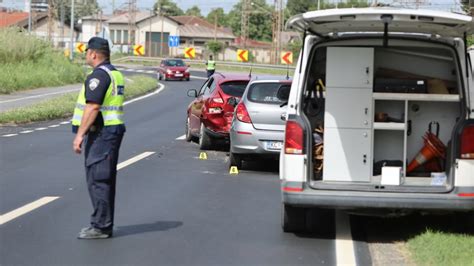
[248,83,291,104]
[220,81,249,97]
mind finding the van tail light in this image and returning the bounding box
[236,102,252,123]
[285,120,304,154]
[460,124,474,159]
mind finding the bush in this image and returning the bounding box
[0,27,85,94]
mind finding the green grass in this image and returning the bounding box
[407,229,474,266]
[0,28,85,94]
[0,76,157,125]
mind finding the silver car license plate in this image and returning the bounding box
[265,141,283,150]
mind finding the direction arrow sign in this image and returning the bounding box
[237,49,248,62]
[75,43,85,53]
[281,51,293,65]
[184,47,195,59]
[133,44,145,56]
[168,36,180,47]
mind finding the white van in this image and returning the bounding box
[280,8,474,232]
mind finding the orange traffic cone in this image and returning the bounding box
[407,132,446,173]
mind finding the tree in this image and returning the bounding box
[206,41,224,55]
[286,0,370,18]
[206,8,228,27]
[185,6,203,17]
[55,0,100,27]
[226,0,273,42]
[153,0,184,16]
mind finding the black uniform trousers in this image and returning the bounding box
[207,69,215,77]
[84,126,124,231]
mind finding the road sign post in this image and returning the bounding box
[237,49,248,62]
[281,51,293,65]
[184,47,195,59]
[133,44,145,56]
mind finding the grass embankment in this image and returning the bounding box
[0,76,157,125]
[407,229,474,266]
[0,28,84,94]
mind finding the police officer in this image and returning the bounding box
[205,54,216,77]
[72,37,126,239]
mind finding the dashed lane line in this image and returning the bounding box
[60,121,70,125]
[0,152,155,225]
[19,130,34,134]
[176,134,186,140]
[2,134,18,137]
[0,197,60,225]
[35,127,47,131]
[117,151,156,170]
[335,211,357,266]
[48,125,60,128]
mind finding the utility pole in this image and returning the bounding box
[28,0,32,33]
[47,0,54,42]
[69,0,74,61]
[241,0,249,48]
[213,10,217,42]
[149,8,152,57]
[160,7,164,57]
[128,0,137,47]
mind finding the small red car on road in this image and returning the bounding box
[186,73,251,150]
[158,58,190,81]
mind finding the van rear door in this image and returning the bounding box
[286,8,474,38]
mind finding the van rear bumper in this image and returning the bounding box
[282,187,474,211]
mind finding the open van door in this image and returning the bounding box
[286,8,474,38]
[468,50,474,118]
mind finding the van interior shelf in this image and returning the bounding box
[373,92,460,102]
[373,122,405,130]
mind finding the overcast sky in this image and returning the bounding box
[1,0,464,16]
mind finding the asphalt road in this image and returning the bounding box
[0,69,373,265]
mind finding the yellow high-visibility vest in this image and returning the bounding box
[72,66,125,127]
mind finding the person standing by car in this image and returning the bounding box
[205,54,216,77]
[72,37,126,239]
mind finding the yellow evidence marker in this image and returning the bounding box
[229,166,239,175]
[199,152,208,160]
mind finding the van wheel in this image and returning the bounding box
[229,152,243,169]
[305,208,334,234]
[158,73,162,80]
[185,117,193,142]
[199,123,213,150]
[282,204,306,233]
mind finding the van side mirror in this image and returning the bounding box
[227,97,238,107]
[187,89,198,98]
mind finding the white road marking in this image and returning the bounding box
[0,197,60,225]
[48,125,59,128]
[2,134,18,137]
[19,130,34,134]
[35,127,47,131]
[145,71,155,74]
[60,121,70,125]
[176,134,186,140]
[117,151,155,170]
[124,83,165,105]
[136,70,145,72]
[0,89,78,104]
[335,211,357,266]
[192,76,208,80]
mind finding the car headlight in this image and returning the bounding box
[166,69,172,74]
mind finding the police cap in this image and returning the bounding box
[86,37,110,52]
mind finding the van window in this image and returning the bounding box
[220,81,249,97]
[248,83,291,104]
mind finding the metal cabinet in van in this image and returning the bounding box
[279,8,474,232]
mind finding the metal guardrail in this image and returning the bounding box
[115,56,296,70]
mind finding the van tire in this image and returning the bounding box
[305,208,334,234]
[282,204,306,233]
[229,152,243,169]
[199,123,213,150]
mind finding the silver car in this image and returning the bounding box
[229,77,292,168]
